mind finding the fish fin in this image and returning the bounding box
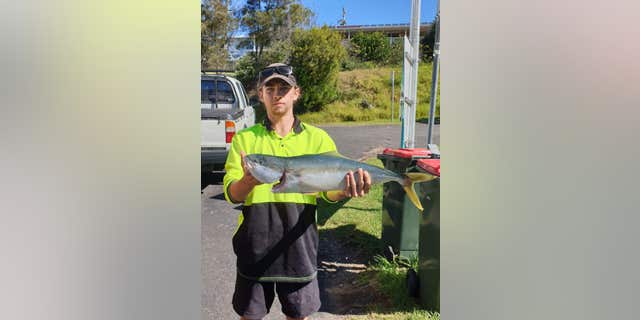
[405,172,436,183]
[401,173,436,211]
[402,185,424,212]
[271,171,287,193]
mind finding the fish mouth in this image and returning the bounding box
[271,171,287,192]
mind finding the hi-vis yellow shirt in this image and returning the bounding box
[222,117,339,282]
[223,118,337,206]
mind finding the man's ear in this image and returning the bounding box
[257,89,264,103]
[293,86,301,100]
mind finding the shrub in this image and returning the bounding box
[350,32,392,64]
[290,27,346,113]
[388,39,404,66]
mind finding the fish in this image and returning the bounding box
[244,152,436,211]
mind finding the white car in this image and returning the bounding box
[201,73,255,172]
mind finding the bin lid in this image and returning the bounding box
[382,148,431,159]
[416,159,440,177]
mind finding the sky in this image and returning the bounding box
[299,0,438,26]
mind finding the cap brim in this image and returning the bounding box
[259,74,296,88]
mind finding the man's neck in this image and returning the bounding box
[267,114,295,138]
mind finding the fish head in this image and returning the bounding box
[244,154,285,184]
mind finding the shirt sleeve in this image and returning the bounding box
[223,134,245,204]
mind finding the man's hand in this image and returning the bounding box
[343,168,372,198]
[238,151,261,188]
[325,168,372,202]
[228,151,262,203]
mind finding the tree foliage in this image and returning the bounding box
[201,0,238,69]
[240,0,313,64]
[388,39,404,66]
[290,27,346,113]
[350,32,392,64]
[420,21,437,62]
[235,44,288,92]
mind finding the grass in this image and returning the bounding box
[317,158,440,320]
[299,64,440,125]
[346,310,440,320]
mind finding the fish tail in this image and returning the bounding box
[401,172,435,211]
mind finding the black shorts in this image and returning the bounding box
[232,274,321,319]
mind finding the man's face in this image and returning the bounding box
[258,79,300,117]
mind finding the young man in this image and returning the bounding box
[223,63,372,320]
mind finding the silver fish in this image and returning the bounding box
[244,152,435,211]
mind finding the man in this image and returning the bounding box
[223,63,371,320]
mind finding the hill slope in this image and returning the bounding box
[299,64,440,124]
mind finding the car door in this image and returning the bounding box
[230,79,254,129]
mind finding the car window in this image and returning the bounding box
[216,81,235,104]
[201,79,236,105]
[201,80,216,103]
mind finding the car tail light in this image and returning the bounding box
[225,120,236,143]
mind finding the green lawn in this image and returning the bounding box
[317,158,440,320]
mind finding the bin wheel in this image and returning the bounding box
[406,268,419,298]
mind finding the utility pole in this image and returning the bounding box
[339,7,347,26]
[427,0,440,147]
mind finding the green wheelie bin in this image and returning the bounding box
[415,158,440,311]
[377,148,431,260]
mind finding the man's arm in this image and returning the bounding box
[223,135,262,204]
[227,153,261,203]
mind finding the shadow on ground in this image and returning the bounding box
[316,200,381,258]
[316,223,390,316]
[201,171,224,190]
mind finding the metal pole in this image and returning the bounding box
[427,1,440,146]
[391,70,395,121]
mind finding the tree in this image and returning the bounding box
[420,21,437,62]
[235,46,288,91]
[350,32,392,64]
[201,0,238,69]
[388,39,404,66]
[240,0,313,64]
[290,27,346,113]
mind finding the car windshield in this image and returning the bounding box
[201,79,236,105]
